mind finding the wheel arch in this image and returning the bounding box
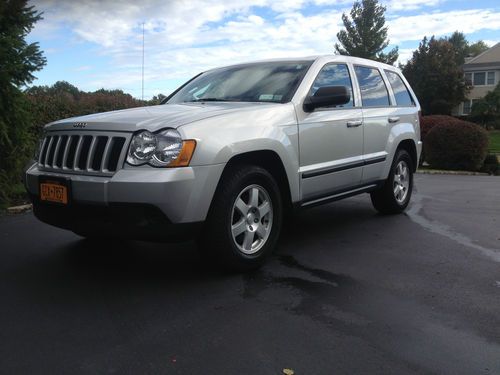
[396,139,418,172]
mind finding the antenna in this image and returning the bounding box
[142,22,145,101]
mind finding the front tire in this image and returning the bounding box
[370,149,413,214]
[200,165,283,271]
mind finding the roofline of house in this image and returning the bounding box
[464,42,500,66]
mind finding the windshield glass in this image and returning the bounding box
[166,61,312,104]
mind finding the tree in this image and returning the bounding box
[470,83,500,127]
[402,36,469,115]
[0,0,46,204]
[446,31,490,65]
[335,0,398,65]
[468,40,489,58]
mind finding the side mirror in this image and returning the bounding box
[303,86,351,112]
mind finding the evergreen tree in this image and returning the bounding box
[0,0,46,204]
[335,0,398,65]
[402,36,468,115]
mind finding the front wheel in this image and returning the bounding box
[200,165,283,271]
[370,149,414,214]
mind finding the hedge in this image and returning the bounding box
[425,118,489,171]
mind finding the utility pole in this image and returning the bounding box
[142,22,145,101]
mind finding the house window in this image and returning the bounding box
[468,71,496,86]
[463,100,471,115]
[487,71,495,85]
[474,72,486,86]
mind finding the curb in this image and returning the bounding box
[6,204,32,214]
[417,169,490,176]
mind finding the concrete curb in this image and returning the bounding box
[417,169,490,176]
[6,204,32,214]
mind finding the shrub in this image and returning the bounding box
[425,119,489,171]
[420,115,461,165]
[480,154,499,175]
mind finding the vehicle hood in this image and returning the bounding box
[45,102,284,132]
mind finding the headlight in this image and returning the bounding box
[127,129,196,167]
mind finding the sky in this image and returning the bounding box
[27,0,500,100]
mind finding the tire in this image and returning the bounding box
[199,164,283,271]
[370,149,414,215]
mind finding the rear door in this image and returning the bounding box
[298,63,363,201]
[353,65,393,183]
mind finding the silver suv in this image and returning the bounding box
[25,56,421,270]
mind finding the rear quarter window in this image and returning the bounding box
[385,70,415,106]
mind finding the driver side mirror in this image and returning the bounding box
[303,86,351,112]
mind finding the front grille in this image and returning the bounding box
[38,131,130,176]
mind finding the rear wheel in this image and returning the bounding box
[370,149,413,214]
[200,165,282,271]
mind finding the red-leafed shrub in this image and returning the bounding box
[425,119,489,171]
[420,115,463,165]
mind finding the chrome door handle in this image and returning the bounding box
[388,117,400,123]
[346,120,363,128]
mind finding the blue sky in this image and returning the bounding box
[28,0,500,99]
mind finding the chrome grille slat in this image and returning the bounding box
[44,137,54,167]
[38,131,130,177]
[101,137,113,172]
[86,136,98,171]
[62,135,72,169]
[73,136,84,170]
[52,136,63,168]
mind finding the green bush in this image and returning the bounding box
[480,154,499,175]
[425,119,489,171]
[420,115,461,165]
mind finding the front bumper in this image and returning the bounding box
[25,162,225,238]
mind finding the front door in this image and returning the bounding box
[298,63,363,201]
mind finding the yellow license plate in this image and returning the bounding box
[40,182,68,204]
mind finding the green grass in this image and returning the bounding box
[489,131,500,154]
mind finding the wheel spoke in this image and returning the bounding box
[231,219,246,237]
[394,184,401,196]
[256,224,267,239]
[243,230,255,251]
[235,197,248,215]
[249,187,259,207]
[258,201,270,217]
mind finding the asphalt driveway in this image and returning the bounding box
[0,174,499,375]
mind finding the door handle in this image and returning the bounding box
[346,120,363,128]
[388,117,400,123]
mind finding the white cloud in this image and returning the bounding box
[28,0,500,97]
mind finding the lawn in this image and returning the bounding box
[490,131,500,154]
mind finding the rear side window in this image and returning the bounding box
[310,64,354,108]
[385,70,415,106]
[354,66,390,107]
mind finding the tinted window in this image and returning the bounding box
[354,66,390,107]
[385,71,415,106]
[167,61,312,104]
[310,64,354,108]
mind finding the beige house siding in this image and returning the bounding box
[452,43,500,116]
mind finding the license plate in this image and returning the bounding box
[40,180,69,204]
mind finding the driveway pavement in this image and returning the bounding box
[0,174,499,375]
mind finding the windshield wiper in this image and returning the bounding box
[185,98,240,102]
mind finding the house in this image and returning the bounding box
[453,42,500,116]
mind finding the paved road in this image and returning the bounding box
[1,174,499,375]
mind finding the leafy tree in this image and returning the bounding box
[335,0,398,65]
[402,36,469,115]
[0,0,46,204]
[470,83,500,127]
[446,31,490,65]
[467,40,489,58]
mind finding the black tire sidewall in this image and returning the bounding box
[204,165,283,268]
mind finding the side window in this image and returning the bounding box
[310,64,354,108]
[354,66,390,107]
[385,70,415,106]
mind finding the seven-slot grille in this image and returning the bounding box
[38,132,130,176]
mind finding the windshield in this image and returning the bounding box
[166,61,313,104]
